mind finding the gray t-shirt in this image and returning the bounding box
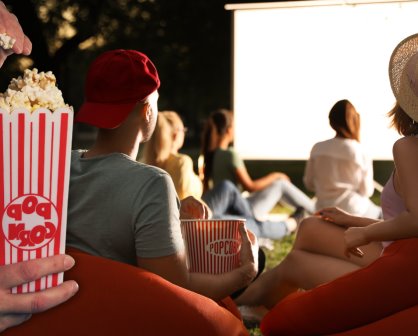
[66,150,184,266]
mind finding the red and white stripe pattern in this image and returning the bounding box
[181,219,243,274]
[0,108,73,293]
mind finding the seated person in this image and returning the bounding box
[66,49,258,302]
[304,99,382,219]
[142,111,300,240]
[201,109,315,221]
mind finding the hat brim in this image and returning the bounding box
[389,33,418,122]
[75,101,137,129]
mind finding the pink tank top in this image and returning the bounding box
[380,172,406,220]
[380,172,406,248]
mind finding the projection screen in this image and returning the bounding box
[225,0,418,160]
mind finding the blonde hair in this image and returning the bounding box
[142,111,183,168]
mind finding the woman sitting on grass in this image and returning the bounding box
[142,110,302,240]
[304,99,382,219]
[201,108,314,221]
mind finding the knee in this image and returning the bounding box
[217,180,239,195]
[296,216,320,237]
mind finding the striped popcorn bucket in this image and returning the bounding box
[181,219,244,274]
[0,107,73,293]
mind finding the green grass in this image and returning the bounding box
[246,236,295,335]
[246,203,296,335]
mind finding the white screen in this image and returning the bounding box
[226,0,418,160]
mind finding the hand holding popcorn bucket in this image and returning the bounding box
[0,70,73,293]
[181,218,244,274]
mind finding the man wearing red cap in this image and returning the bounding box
[67,49,258,300]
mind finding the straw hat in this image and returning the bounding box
[389,33,418,122]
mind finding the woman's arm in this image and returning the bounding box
[317,207,381,228]
[345,137,418,250]
[235,166,288,192]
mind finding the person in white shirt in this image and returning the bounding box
[303,99,382,219]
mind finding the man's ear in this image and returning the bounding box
[139,102,152,122]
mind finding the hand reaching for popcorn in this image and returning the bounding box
[0,1,32,67]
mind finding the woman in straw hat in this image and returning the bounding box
[235,33,418,335]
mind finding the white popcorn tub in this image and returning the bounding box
[0,107,73,293]
[181,218,243,274]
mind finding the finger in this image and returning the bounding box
[0,255,75,288]
[3,280,78,314]
[21,35,32,55]
[246,229,257,245]
[6,14,23,54]
[238,222,251,243]
[345,247,364,258]
[0,313,31,333]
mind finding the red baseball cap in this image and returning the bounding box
[75,49,160,129]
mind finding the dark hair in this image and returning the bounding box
[201,109,234,191]
[388,102,418,136]
[328,99,360,141]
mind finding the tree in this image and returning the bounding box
[2,0,269,148]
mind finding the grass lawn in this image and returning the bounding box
[247,234,295,335]
[245,203,296,335]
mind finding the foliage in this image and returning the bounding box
[1,0,270,148]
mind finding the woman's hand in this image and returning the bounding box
[238,224,258,282]
[180,196,212,219]
[316,207,355,227]
[344,226,369,258]
[272,172,290,181]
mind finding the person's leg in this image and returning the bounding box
[246,179,315,219]
[257,219,292,240]
[261,239,418,336]
[202,180,253,218]
[235,216,382,308]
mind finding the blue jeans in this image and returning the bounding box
[202,180,291,240]
[246,179,315,219]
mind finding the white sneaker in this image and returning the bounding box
[258,237,274,250]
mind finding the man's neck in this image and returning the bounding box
[85,128,142,160]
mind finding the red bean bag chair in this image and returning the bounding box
[327,304,418,336]
[4,249,248,336]
[260,238,418,336]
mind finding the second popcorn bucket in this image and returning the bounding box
[0,70,73,293]
[181,218,244,274]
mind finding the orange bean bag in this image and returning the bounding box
[327,304,418,336]
[261,238,418,336]
[4,249,248,336]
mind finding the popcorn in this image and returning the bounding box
[0,68,69,112]
[0,69,73,294]
[0,33,15,50]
